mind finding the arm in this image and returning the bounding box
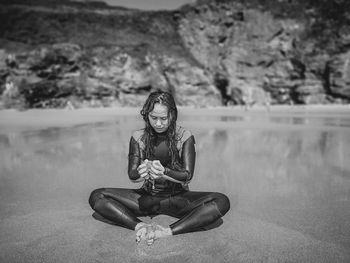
[163,135,196,185]
[128,136,143,182]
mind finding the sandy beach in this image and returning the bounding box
[0,105,350,263]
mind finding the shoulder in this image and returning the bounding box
[176,126,193,142]
[131,129,145,150]
[131,129,144,142]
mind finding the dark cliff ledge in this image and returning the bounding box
[1,0,350,109]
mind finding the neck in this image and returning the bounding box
[155,131,168,137]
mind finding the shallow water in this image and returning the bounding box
[0,110,350,258]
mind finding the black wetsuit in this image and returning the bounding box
[89,130,230,235]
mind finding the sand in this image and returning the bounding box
[0,105,350,263]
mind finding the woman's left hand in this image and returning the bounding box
[149,160,165,179]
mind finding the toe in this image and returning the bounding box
[146,230,155,246]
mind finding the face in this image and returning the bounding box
[148,103,170,133]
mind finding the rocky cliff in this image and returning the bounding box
[1,0,350,109]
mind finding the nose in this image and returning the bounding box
[156,119,162,127]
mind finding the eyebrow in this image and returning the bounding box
[149,114,168,118]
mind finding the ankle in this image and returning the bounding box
[135,222,147,231]
[164,227,173,236]
[155,226,172,236]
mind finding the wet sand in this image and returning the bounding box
[0,106,350,263]
[1,105,350,130]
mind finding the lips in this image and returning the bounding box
[154,127,165,132]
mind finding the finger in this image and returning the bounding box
[149,173,159,179]
[136,231,142,243]
[152,160,161,166]
[136,232,144,244]
[137,164,147,171]
[140,161,148,167]
[136,227,147,243]
[151,161,164,171]
[140,172,149,178]
[139,169,147,175]
[147,231,155,246]
[138,167,147,174]
[152,160,160,166]
[137,168,146,174]
[152,160,163,169]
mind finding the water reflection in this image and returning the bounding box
[183,113,350,128]
[0,113,350,252]
[194,124,350,250]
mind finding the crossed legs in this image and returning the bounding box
[89,188,230,243]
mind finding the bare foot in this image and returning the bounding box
[146,224,172,246]
[135,223,151,244]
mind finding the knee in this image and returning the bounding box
[212,192,230,216]
[88,188,105,209]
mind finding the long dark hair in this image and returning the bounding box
[140,91,180,168]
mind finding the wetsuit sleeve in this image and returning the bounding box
[164,135,196,184]
[128,136,141,181]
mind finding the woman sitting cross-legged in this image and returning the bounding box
[89,91,230,245]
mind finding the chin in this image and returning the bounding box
[154,128,167,133]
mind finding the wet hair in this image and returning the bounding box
[140,91,180,168]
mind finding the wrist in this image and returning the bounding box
[164,167,169,175]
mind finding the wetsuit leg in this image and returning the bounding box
[167,191,230,235]
[88,188,172,230]
[89,188,146,230]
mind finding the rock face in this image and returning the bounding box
[0,0,350,108]
[177,0,350,105]
[326,51,350,99]
[0,44,221,108]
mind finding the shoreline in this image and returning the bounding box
[0,104,349,131]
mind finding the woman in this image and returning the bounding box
[89,91,230,245]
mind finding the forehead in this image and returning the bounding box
[150,103,168,116]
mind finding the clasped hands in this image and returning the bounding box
[137,159,165,180]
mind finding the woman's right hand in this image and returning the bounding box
[149,160,164,179]
[137,159,151,179]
